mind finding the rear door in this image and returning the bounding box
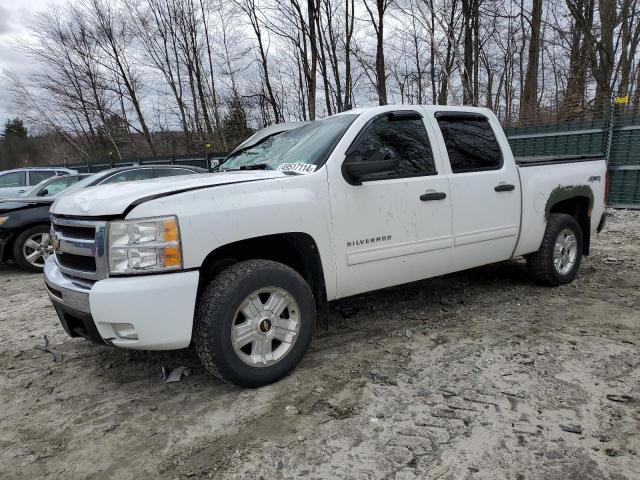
[328,109,453,298]
[432,111,520,271]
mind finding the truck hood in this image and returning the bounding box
[51,170,285,217]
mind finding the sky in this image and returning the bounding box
[0,0,64,128]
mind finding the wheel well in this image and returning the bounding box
[1,222,50,262]
[198,233,329,328]
[548,196,591,255]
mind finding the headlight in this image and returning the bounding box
[0,216,9,226]
[108,216,182,274]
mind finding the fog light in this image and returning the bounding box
[112,323,138,340]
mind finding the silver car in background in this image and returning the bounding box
[0,167,76,198]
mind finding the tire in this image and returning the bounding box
[526,213,583,287]
[13,225,53,273]
[194,259,316,387]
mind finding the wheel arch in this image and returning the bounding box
[197,232,329,328]
[546,187,593,255]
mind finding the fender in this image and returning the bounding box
[544,184,594,220]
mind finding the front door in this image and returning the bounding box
[327,109,453,299]
[0,171,27,197]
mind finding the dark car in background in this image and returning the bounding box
[0,165,207,272]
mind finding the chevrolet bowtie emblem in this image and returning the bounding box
[51,236,60,251]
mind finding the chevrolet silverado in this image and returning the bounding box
[43,106,607,387]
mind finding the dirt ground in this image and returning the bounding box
[1,210,639,480]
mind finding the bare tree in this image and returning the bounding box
[520,0,543,122]
[6,0,640,168]
[235,0,282,122]
[363,0,394,105]
[85,0,157,154]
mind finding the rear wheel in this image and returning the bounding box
[526,213,583,287]
[194,260,315,387]
[13,225,53,273]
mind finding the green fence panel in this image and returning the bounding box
[506,114,640,209]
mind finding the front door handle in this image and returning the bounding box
[494,184,515,192]
[420,192,447,201]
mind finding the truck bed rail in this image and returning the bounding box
[515,154,604,168]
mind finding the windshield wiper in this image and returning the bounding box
[223,163,272,171]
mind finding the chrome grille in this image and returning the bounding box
[51,216,108,281]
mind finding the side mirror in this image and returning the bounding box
[37,188,49,197]
[342,148,399,185]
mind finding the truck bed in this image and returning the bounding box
[514,154,607,258]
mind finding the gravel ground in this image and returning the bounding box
[1,210,639,480]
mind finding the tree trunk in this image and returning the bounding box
[200,0,227,150]
[306,0,318,119]
[520,0,543,123]
[375,0,387,105]
[462,0,474,104]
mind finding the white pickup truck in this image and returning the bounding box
[44,106,607,387]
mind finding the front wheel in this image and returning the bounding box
[13,225,53,272]
[526,213,583,287]
[194,260,315,387]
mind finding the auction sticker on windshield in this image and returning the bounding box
[277,163,317,174]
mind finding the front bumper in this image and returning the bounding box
[44,257,200,350]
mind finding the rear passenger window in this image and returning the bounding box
[436,116,502,173]
[349,113,436,179]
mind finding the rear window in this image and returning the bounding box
[436,116,502,173]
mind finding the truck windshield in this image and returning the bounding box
[221,114,358,172]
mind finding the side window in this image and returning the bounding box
[39,176,77,196]
[349,113,436,179]
[436,116,502,173]
[155,168,195,178]
[101,169,154,184]
[29,170,57,185]
[0,171,26,187]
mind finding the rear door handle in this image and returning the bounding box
[494,184,515,192]
[420,192,447,201]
